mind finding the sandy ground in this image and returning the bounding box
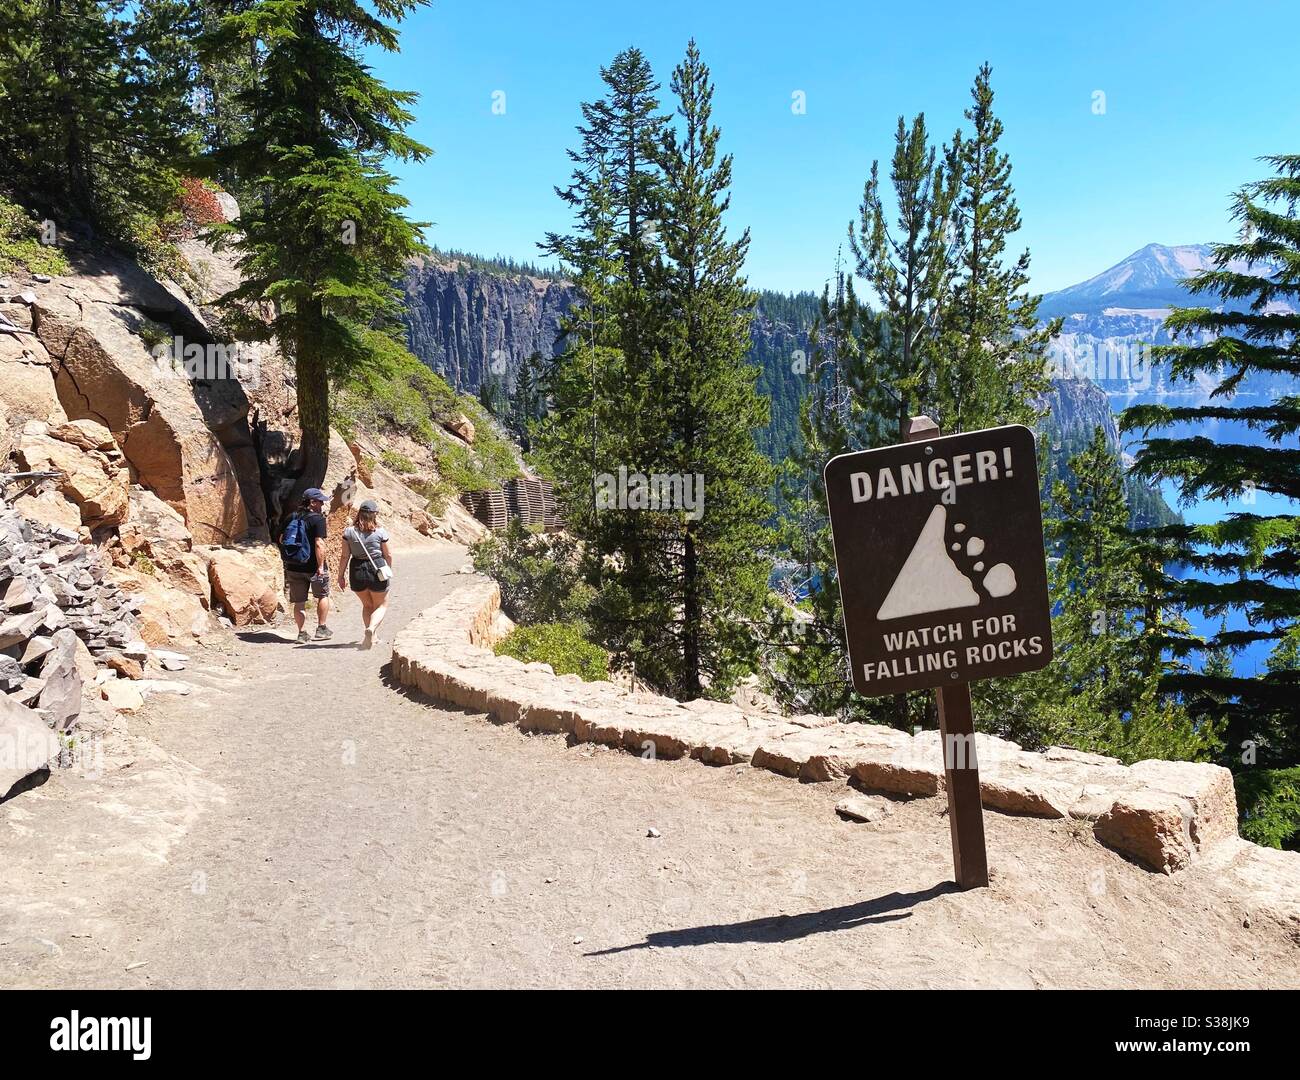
[1,544,1297,990]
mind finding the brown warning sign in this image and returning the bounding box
[824,424,1053,696]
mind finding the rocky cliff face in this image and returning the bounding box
[401,257,576,393]
[396,256,1155,489]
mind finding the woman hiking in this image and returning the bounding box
[337,499,393,649]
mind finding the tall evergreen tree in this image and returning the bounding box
[776,73,1054,730]
[537,44,773,698]
[849,113,958,445]
[1005,427,1216,760]
[640,40,774,697]
[507,351,545,453]
[939,63,1056,433]
[201,1,430,499]
[539,47,664,548]
[1120,154,1300,768]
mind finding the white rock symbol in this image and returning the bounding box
[983,563,1017,597]
[966,537,985,556]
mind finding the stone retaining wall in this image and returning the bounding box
[392,577,1240,875]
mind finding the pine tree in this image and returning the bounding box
[201,1,430,498]
[939,64,1056,433]
[535,48,668,680]
[998,427,1217,760]
[536,132,629,545]
[849,113,958,445]
[1120,155,1300,768]
[0,0,197,250]
[507,350,547,454]
[478,372,505,417]
[639,39,774,697]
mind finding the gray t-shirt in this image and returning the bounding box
[343,526,389,568]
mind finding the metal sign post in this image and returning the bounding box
[906,418,987,890]
[823,417,1054,890]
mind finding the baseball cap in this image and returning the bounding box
[359,499,380,512]
[303,487,328,504]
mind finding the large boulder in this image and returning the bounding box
[222,542,284,600]
[35,627,82,731]
[0,693,60,797]
[207,546,279,626]
[443,412,475,444]
[13,426,122,525]
[27,257,268,543]
[114,566,210,645]
[14,422,129,529]
[48,418,116,452]
[1128,758,1239,852]
[0,321,66,461]
[1095,789,1197,873]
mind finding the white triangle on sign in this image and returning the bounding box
[876,504,981,621]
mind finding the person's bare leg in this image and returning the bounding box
[368,591,388,638]
[360,592,377,648]
[293,602,306,633]
[316,595,331,627]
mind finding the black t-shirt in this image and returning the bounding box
[284,511,328,575]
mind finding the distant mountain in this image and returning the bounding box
[1037,242,1284,319]
[1039,242,1297,409]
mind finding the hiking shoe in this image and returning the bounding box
[295,630,310,644]
[313,625,333,641]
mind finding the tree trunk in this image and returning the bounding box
[292,302,330,511]
[682,526,701,698]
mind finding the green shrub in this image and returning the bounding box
[380,449,417,474]
[494,622,609,681]
[0,195,70,276]
[472,519,594,626]
[407,474,457,517]
[333,344,521,498]
[333,339,454,445]
[1237,768,1300,851]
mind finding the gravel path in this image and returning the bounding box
[1,544,1297,989]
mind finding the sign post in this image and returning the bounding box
[824,417,1054,890]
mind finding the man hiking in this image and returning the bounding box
[280,487,333,642]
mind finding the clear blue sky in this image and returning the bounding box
[372,0,1300,296]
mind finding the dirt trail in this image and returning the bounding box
[1,544,1297,989]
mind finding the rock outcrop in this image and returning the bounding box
[12,252,267,543]
[401,257,575,394]
[14,419,128,529]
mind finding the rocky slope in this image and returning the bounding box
[0,215,490,795]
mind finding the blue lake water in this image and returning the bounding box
[1115,406,1299,678]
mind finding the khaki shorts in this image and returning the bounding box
[286,570,330,604]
